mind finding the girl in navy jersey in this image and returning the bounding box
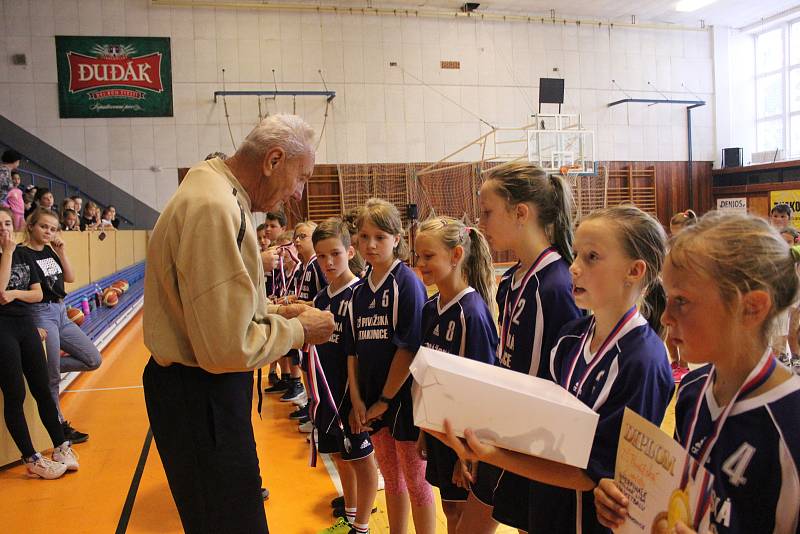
[466,162,582,533]
[595,211,800,534]
[345,198,434,534]
[414,216,499,533]
[310,219,378,534]
[434,205,674,533]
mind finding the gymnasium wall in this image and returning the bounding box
[1,0,715,212]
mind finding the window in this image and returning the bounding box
[756,21,800,156]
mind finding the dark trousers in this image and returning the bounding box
[0,314,65,458]
[142,357,268,534]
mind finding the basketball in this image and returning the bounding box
[66,307,85,326]
[103,289,119,307]
[112,280,128,294]
[107,285,124,296]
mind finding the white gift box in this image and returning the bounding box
[410,347,600,469]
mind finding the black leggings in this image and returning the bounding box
[0,314,65,458]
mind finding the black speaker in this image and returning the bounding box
[539,78,565,104]
[406,204,418,220]
[722,147,743,168]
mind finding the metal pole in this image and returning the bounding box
[687,106,693,211]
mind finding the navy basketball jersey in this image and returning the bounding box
[528,311,674,534]
[675,364,800,534]
[311,277,362,435]
[421,287,498,365]
[297,255,327,302]
[344,259,427,441]
[496,248,580,378]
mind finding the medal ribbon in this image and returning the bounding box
[561,306,639,395]
[499,248,557,357]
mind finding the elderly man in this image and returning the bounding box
[142,114,334,534]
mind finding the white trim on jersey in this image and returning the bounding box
[530,274,545,376]
[729,374,800,417]
[326,277,360,299]
[367,258,401,293]
[548,334,582,382]
[391,279,399,331]
[591,354,620,411]
[510,250,561,290]
[767,405,800,534]
[437,286,474,315]
[459,309,467,357]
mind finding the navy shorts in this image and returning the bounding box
[424,435,468,502]
[317,426,374,461]
[470,461,502,506]
[492,470,530,531]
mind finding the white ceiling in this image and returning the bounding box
[196,0,800,28]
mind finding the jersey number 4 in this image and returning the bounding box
[721,442,756,487]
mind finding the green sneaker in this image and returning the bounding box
[318,517,351,534]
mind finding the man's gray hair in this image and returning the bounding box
[238,114,315,160]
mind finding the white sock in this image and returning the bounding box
[353,523,369,534]
[345,507,356,524]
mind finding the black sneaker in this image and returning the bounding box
[267,372,280,386]
[298,415,311,424]
[264,378,289,394]
[289,404,309,420]
[330,495,345,509]
[61,421,89,444]
[280,380,305,402]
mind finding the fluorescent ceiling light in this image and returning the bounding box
[675,0,718,12]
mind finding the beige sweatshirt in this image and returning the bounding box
[143,157,305,373]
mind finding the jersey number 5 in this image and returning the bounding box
[721,442,756,487]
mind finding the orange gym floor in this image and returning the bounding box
[0,311,673,533]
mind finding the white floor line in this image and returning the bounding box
[321,451,343,496]
[64,385,144,393]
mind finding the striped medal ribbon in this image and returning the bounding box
[499,248,557,358]
[561,306,639,396]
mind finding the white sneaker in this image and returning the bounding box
[292,392,308,406]
[298,420,314,433]
[52,443,79,471]
[25,454,68,479]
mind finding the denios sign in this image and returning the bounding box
[55,36,173,118]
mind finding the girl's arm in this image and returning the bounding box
[1,283,44,305]
[430,421,596,492]
[364,346,415,422]
[347,355,368,432]
[50,239,75,283]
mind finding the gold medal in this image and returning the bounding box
[667,488,691,530]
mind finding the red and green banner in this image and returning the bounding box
[55,36,173,118]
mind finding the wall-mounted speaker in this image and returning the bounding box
[722,147,743,168]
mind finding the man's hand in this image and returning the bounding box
[261,248,280,271]
[277,303,312,319]
[296,307,335,345]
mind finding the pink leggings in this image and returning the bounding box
[371,428,434,507]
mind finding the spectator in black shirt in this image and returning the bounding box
[23,208,102,443]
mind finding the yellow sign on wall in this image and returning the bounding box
[769,190,800,227]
